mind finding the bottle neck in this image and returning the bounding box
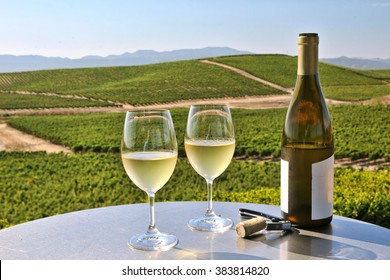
[297,41,318,76]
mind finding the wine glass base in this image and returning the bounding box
[188,215,233,232]
[128,232,178,251]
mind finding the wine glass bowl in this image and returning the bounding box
[121,109,178,251]
[185,104,235,232]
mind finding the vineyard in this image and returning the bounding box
[0,91,113,109]
[211,55,390,101]
[7,106,390,160]
[1,152,388,230]
[0,55,389,230]
[0,60,284,107]
[1,55,389,109]
[211,55,383,87]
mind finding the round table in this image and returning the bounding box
[0,202,389,259]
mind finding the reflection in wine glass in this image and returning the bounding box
[185,104,235,232]
[121,109,178,251]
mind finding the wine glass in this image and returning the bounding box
[185,104,235,232]
[121,109,178,251]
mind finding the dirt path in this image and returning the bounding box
[0,123,72,154]
[201,59,294,94]
[2,92,381,117]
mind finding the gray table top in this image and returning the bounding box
[0,202,389,260]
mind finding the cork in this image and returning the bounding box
[236,217,267,238]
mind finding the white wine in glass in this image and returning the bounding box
[185,104,235,232]
[121,110,178,251]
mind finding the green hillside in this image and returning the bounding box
[210,55,383,86]
[357,69,390,82]
[0,55,389,110]
[211,55,390,101]
[0,60,284,107]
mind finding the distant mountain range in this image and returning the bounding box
[1,48,389,73]
[0,47,252,73]
[320,56,390,70]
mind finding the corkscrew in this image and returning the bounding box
[239,208,284,222]
[236,208,292,237]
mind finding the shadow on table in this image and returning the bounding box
[241,223,383,260]
[315,218,390,247]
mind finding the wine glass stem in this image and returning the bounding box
[206,178,214,216]
[147,193,158,234]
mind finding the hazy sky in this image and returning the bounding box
[1,0,389,59]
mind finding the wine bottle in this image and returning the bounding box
[281,33,334,227]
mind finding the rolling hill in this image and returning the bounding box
[0,54,389,108]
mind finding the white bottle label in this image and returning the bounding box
[280,159,289,214]
[280,154,334,220]
[312,154,334,219]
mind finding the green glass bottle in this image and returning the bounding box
[281,33,334,227]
